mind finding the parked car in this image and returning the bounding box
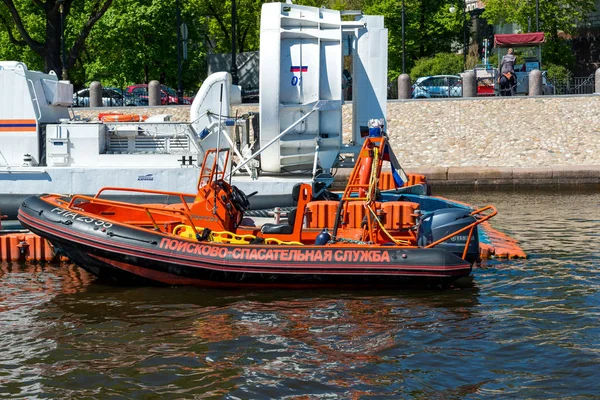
[72,87,124,107]
[181,95,195,105]
[124,84,151,106]
[411,75,462,98]
[125,84,179,105]
[160,85,179,104]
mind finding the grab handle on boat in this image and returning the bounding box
[330,198,345,242]
[469,205,497,219]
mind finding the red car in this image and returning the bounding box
[125,84,179,105]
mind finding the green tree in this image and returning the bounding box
[72,0,208,93]
[362,0,464,80]
[542,38,575,70]
[409,52,463,80]
[81,0,177,86]
[0,0,113,78]
[482,0,594,72]
[193,0,262,54]
[482,0,595,40]
[545,62,571,81]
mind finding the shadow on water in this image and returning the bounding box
[1,261,483,398]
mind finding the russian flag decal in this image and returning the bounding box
[290,66,308,72]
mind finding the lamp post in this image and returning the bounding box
[401,0,405,73]
[536,0,539,31]
[449,2,467,70]
[176,0,183,103]
[230,0,239,85]
[58,0,66,79]
[536,0,540,65]
[463,0,467,69]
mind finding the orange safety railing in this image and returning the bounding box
[424,205,497,260]
[94,186,196,199]
[337,136,388,243]
[92,187,197,215]
[197,148,229,190]
[341,136,387,203]
[65,194,199,234]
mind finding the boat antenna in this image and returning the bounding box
[229,109,238,186]
[217,83,223,174]
[213,83,224,215]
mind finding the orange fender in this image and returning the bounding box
[357,154,372,198]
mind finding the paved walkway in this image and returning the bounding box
[333,165,600,189]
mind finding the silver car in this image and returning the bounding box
[73,88,124,107]
[412,75,463,98]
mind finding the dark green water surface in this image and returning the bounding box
[1,190,598,398]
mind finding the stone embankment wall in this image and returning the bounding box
[75,95,600,186]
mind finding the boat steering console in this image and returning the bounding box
[230,185,256,212]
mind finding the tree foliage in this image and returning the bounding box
[1,0,593,92]
[482,0,596,39]
[192,0,262,54]
[79,0,191,88]
[0,0,113,79]
[482,0,594,73]
[542,39,576,70]
[409,52,463,80]
[362,0,463,80]
[0,0,477,89]
[545,63,572,81]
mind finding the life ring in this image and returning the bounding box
[98,112,148,122]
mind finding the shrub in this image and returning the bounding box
[543,39,576,71]
[409,53,463,81]
[544,63,572,81]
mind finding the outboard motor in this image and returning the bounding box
[417,208,480,263]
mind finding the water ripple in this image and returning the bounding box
[0,190,599,398]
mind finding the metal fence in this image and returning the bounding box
[72,87,197,107]
[387,73,597,99]
[547,74,596,95]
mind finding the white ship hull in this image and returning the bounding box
[0,166,305,218]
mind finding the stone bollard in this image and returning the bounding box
[529,69,542,96]
[148,80,161,106]
[462,71,477,98]
[397,73,412,99]
[595,68,600,94]
[89,81,102,107]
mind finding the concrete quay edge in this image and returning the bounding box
[332,165,600,189]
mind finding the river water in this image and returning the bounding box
[1,189,598,398]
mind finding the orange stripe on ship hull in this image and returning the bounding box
[0,119,37,132]
[0,127,37,132]
[0,119,37,124]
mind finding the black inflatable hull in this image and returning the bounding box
[18,195,472,288]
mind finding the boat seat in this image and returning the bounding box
[260,184,302,235]
[260,209,296,234]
